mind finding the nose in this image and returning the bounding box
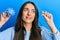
[27,10,31,16]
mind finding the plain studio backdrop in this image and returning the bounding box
[0,0,60,31]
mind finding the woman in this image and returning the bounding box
[14,1,60,40]
[0,8,15,40]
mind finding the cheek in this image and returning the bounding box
[32,13,35,19]
[22,12,27,20]
[22,10,28,16]
[23,11,26,16]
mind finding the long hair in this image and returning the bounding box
[14,1,42,40]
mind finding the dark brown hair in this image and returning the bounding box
[14,1,42,40]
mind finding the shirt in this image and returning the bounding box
[0,27,14,40]
[0,26,60,40]
[24,26,60,40]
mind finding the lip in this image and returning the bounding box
[26,16,32,19]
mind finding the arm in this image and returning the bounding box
[42,11,58,34]
[42,11,60,40]
[41,26,60,40]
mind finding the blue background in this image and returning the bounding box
[0,0,60,31]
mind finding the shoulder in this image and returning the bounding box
[39,26,53,40]
[0,26,15,33]
[5,26,15,33]
[0,27,15,40]
[39,26,51,33]
[39,26,52,36]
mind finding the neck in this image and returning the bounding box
[24,23,32,31]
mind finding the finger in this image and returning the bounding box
[42,11,50,17]
[42,12,48,20]
[44,11,50,17]
[42,11,51,20]
[48,13,53,19]
[45,12,53,20]
[44,11,52,19]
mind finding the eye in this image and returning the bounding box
[23,8,28,12]
[32,9,36,13]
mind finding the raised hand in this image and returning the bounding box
[42,11,53,26]
[42,11,58,34]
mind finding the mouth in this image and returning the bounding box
[26,16,32,19]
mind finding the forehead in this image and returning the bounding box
[24,3,35,9]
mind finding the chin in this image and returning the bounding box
[25,20,33,23]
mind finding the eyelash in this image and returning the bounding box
[23,8,35,13]
[23,8,28,11]
[32,11,35,13]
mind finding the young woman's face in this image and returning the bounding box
[22,3,36,24]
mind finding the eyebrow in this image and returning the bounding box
[24,8,28,10]
[24,8,35,10]
[32,9,35,11]
[23,8,36,12]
